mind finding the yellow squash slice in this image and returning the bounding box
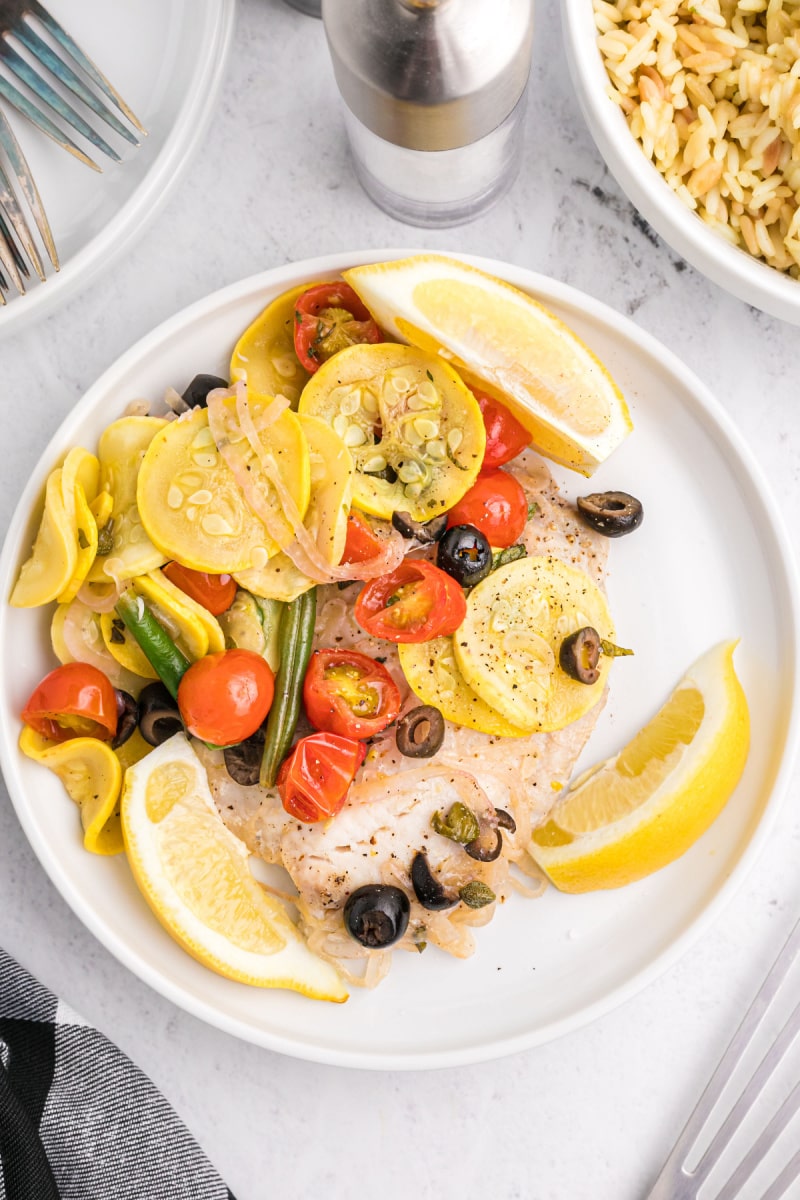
[230,283,314,406]
[235,414,353,602]
[298,342,485,521]
[87,417,168,584]
[20,726,124,856]
[11,469,78,607]
[137,405,310,573]
[399,637,529,737]
[453,556,616,733]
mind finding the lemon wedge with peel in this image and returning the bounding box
[530,641,749,892]
[344,255,632,475]
[122,734,347,1001]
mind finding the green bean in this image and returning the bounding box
[260,587,317,787]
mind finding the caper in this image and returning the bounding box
[396,705,445,758]
[431,801,480,844]
[559,626,602,685]
[459,882,496,909]
[576,491,643,537]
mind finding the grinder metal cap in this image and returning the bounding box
[322,0,534,152]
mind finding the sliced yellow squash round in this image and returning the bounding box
[137,405,310,573]
[453,556,616,733]
[298,342,485,521]
[230,283,314,406]
[234,413,353,602]
[87,417,168,584]
[11,469,78,607]
[399,637,529,737]
[19,725,124,855]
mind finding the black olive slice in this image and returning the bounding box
[111,690,139,750]
[410,852,459,911]
[181,373,229,409]
[465,826,503,862]
[138,681,183,746]
[396,705,445,758]
[577,491,643,538]
[436,524,492,588]
[559,627,602,685]
[391,511,448,543]
[223,727,266,786]
[344,885,410,948]
[495,808,516,833]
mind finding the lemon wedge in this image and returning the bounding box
[530,641,750,892]
[121,734,347,1001]
[344,254,632,474]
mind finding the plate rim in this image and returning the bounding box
[1,248,799,1070]
[0,0,237,338]
[561,0,800,326]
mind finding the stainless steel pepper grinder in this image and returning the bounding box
[322,0,534,227]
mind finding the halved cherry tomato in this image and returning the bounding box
[177,649,274,746]
[293,282,382,374]
[340,511,384,566]
[446,469,528,548]
[304,649,401,740]
[162,562,237,616]
[355,560,466,643]
[474,390,531,469]
[22,662,118,743]
[278,732,366,822]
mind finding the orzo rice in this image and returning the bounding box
[593,0,800,278]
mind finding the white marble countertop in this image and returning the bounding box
[2,1,800,1197]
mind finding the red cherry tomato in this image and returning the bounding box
[446,469,528,548]
[303,649,401,740]
[474,390,531,468]
[22,662,118,743]
[340,511,383,566]
[354,560,466,643]
[162,562,237,616]
[278,732,366,822]
[177,650,274,746]
[293,282,382,374]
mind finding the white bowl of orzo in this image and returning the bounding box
[563,0,800,324]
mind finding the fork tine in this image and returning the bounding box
[28,0,146,136]
[16,22,139,147]
[0,222,24,293]
[0,42,121,161]
[0,74,99,170]
[0,110,56,273]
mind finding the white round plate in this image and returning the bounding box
[1,252,798,1069]
[0,0,236,335]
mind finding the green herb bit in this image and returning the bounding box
[459,881,496,909]
[492,544,527,571]
[431,801,480,845]
[600,638,634,658]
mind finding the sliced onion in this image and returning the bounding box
[208,383,406,584]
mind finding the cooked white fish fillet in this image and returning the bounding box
[208,450,610,981]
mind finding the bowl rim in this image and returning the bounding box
[1,249,799,1069]
[561,0,800,324]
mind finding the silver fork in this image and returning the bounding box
[647,915,800,1200]
[0,0,146,173]
[0,103,56,301]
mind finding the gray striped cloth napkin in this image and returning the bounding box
[0,949,235,1200]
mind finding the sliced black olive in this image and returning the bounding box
[396,705,445,758]
[111,690,139,750]
[344,884,410,948]
[465,825,503,862]
[436,524,492,588]
[559,626,602,685]
[181,373,229,409]
[410,852,458,911]
[495,808,516,833]
[577,491,643,538]
[391,511,448,543]
[223,727,266,786]
[138,681,183,746]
